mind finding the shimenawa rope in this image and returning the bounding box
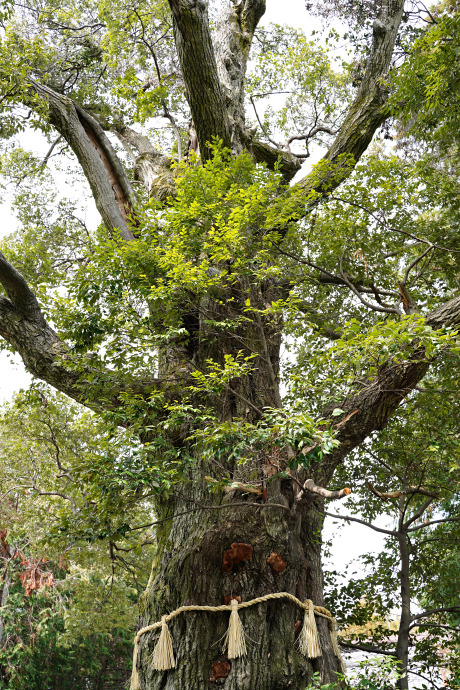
[130,591,345,689]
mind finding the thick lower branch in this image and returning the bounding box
[0,293,169,414]
[0,252,45,323]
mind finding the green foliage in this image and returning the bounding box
[0,0,187,140]
[392,4,460,155]
[325,359,460,684]
[0,563,133,689]
[0,387,155,616]
[304,658,402,689]
[0,1,460,685]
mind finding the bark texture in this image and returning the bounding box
[168,0,232,158]
[213,0,265,151]
[29,81,136,241]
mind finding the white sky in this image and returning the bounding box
[0,0,388,575]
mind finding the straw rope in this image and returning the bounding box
[134,592,335,642]
[130,591,346,688]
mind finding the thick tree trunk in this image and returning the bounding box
[137,483,342,689]
[134,299,344,689]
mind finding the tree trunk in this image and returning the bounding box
[135,299,344,689]
[395,528,411,690]
[137,491,342,689]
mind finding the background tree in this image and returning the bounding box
[0,388,155,688]
[0,0,459,688]
[325,375,460,689]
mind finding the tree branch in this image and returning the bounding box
[0,256,178,414]
[213,0,265,151]
[402,496,434,530]
[0,252,46,323]
[296,0,405,198]
[340,641,397,657]
[323,510,397,536]
[28,487,77,511]
[296,478,351,505]
[339,249,401,314]
[410,607,460,625]
[308,294,460,484]
[406,516,460,533]
[367,481,439,501]
[167,0,232,159]
[27,79,136,241]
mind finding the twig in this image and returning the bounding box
[340,641,397,657]
[339,249,400,315]
[406,516,460,533]
[40,136,63,170]
[410,606,460,624]
[323,510,397,536]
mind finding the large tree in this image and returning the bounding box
[0,0,459,688]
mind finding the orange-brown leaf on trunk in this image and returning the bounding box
[267,552,286,574]
[210,659,231,681]
[222,542,253,573]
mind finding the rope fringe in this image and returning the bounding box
[225,599,247,659]
[329,617,347,675]
[130,637,141,690]
[130,592,345,689]
[298,599,322,659]
[151,616,176,671]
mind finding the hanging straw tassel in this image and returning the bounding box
[328,617,347,675]
[298,599,322,659]
[225,598,247,659]
[151,615,176,671]
[130,635,141,690]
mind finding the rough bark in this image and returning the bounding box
[137,366,343,689]
[28,81,136,241]
[167,0,232,159]
[213,0,266,152]
[115,125,177,202]
[132,286,460,689]
[2,255,460,689]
